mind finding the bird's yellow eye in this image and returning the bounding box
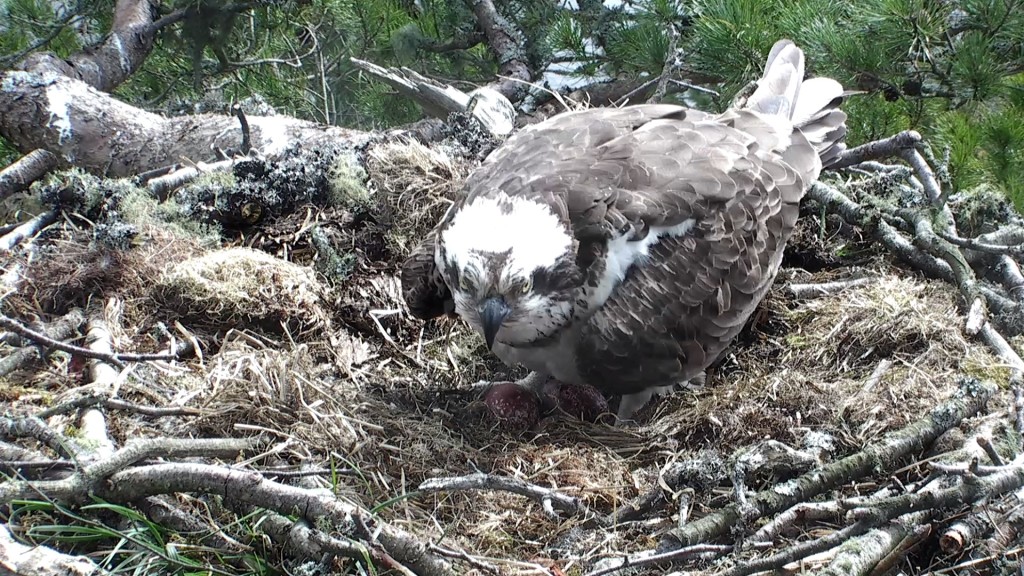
[521,278,532,294]
[459,276,473,291]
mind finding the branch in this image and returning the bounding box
[0,314,183,369]
[0,210,57,251]
[18,0,161,92]
[0,150,57,200]
[828,130,922,171]
[0,308,85,378]
[470,0,531,102]
[660,378,995,548]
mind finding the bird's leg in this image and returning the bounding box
[514,371,560,412]
[615,383,679,425]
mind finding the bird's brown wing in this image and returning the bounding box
[573,108,818,395]
[400,227,454,320]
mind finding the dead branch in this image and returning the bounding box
[135,495,250,553]
[100,463,454,576]
[146,158,237,200]
[0,314,181,369]
[660,378,995,549]
[648,24,680,104]
[19,0,167,92]
[0,416,79,460]
[850,456,1024,524]
[35,395,202,419]
[0,210,57,251]
[0,150,57,200]
[940,511,993,556]
[828,130,922,170]
[350,58,515,137]
[820,512,931,576]
[418,471,589,519]
[0,308,85,378]
[584,544,734,576]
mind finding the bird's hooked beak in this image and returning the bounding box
[479,296,511,350]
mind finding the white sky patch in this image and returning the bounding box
[45,84,75,144]
[442,193,572,278]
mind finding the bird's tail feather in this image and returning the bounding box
[746,39,849,168]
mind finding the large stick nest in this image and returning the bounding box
[1,127,1022,576]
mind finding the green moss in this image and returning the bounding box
[327,155,371,211]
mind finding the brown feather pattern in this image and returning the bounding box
[400,39,848,408]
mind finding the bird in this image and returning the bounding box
[400,39,849,422]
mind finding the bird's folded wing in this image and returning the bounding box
[573,111,811,395]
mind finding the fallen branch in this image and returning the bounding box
[0,210,57,251]
[0,314,182,369]
[101,463,454,576]
[0,149,58,200]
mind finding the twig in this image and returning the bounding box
[0,210,57,251]
[0,149,57,200]
[0,314,182,369]
[428,543,502,575]
[661,378,995,548]
[648,25,679,104]
[977,436,1006,466]
[35,394,202,419]
[232,103,251,155]
[583,544,733,576]
[0,308,85,378]
[418,472,587,519]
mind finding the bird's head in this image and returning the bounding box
[438,193,581,349]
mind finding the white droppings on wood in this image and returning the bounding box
[773,479,800,497]
[112,33,132,73]
[45,84,75,143]
[250,116,295,157]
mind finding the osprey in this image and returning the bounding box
[401,40,848,421]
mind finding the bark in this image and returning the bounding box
[16,0,159,93]
[470,0,531,102]
[0,150,57,200]
[660,378,996,549]
[0,71,371,177]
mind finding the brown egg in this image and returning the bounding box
[556,382,611,423]
[482,382,541,431]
